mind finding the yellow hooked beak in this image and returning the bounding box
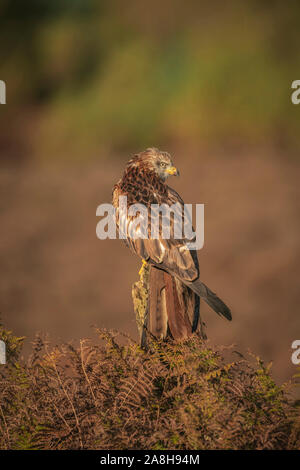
[166,166,179,176]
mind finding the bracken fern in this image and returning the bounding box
[0,323,299,450]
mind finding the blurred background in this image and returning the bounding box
[0,1,299,394]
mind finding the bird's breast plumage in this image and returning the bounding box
[116,165,168,207]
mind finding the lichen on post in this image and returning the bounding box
[132,261,150,345]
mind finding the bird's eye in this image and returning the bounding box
[160,162,167,168]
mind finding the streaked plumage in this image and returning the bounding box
[112,148,231,340]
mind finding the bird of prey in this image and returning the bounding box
[112,148,231,342]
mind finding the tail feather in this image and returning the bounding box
[145,265,231,346]
[163,272,192,340]
[148,267,168,339]
[147,266,206,341]
[185,279,232,321]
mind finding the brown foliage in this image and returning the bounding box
[0,326,299,450]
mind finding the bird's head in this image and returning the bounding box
[137,147,179,181]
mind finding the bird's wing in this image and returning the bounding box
[114,184,199,282]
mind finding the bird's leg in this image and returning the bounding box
[139,258,148,276]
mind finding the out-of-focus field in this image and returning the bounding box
[1,147,299,395]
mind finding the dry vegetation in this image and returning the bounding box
[0,322,299,450]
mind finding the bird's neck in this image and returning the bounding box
[124,165,165,188]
